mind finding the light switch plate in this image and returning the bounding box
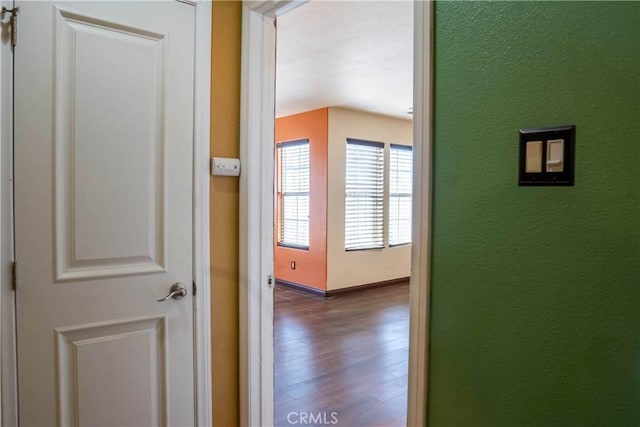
[519,125,575,186]
[211,157,241,177]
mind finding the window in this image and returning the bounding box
[276,140,310,249]
[389,144,413,246]
[345,139,384,250]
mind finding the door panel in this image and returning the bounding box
[56,317,166,426]
[55,7,168,280]
[14,2,195,425]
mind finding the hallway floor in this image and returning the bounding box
[274,282,409,427]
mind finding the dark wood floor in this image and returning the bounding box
[274,282,410,427]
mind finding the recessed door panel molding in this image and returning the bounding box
[53,6,168,281]
[55,316,167,426]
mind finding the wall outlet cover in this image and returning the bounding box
[211,157,241,177]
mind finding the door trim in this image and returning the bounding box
[0,0,16,423]
[193,1,213,425]
[0,1,213,425]
[239,4,277,425]
[407,2,433,424]
[239,1,433,426]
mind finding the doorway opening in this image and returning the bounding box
[273,2,413,425]
[239,1,432,426]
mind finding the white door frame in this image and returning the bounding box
[0,0,16,424]
[239,1,433,426]
[192,1,213,425]
[0,2,213,425]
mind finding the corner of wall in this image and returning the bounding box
[274,109,329,291]
[325,108,413,290]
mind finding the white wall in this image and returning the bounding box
[326,108,412,290]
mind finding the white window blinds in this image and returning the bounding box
[345,139,385,250]
[277,140,310,249]
[389,144,413,246]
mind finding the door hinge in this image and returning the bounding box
[192,280,197,296]
[267,274,274,289]
[1,6,18,48]
[11,261,16,291]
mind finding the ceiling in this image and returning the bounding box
[275,0,413,120]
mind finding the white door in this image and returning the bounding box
[14,2,195,425]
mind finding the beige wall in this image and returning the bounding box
[326,108,413,290]
[210,1,241,425]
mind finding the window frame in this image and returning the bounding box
[344,138,385,251]
[276,139,310,250]
[388,143,413,247]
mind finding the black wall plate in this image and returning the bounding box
[519,125,575,186]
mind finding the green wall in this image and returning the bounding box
[429,2,640,426]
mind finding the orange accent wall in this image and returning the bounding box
[275,109,328,290]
